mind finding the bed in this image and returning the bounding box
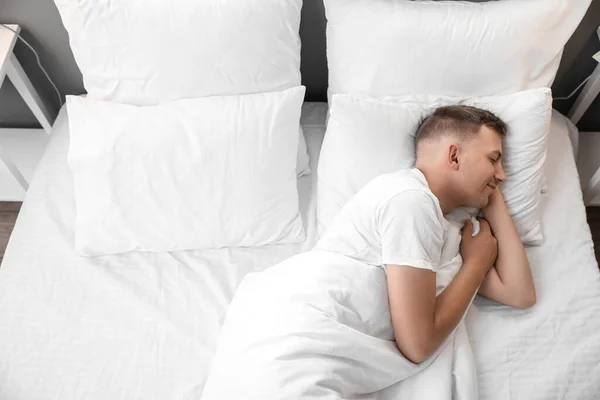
[0,101,598,399]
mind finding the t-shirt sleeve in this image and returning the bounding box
[378,190,445,272]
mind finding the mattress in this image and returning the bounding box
[0,103,598,400]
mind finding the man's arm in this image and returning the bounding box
[386,220,496,364]
[478,190,536,309]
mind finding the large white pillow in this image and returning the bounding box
[54,0,302,103]
[318,88,552,245]
[67,86,306,256]
[54,0,310,177]
[324,0,590,99]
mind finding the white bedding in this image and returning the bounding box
[201,223,476,399]
[0,103,599,399]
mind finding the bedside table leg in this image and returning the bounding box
[583,167,600,205]
[568,62,600,126]
[0,145,28,191]
[6,54,53,135]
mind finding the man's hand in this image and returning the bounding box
[482,188,504,218]
[460,218,498,275]
[476,188,536,309]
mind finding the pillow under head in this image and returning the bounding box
[318,88,552,245]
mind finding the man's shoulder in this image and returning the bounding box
[366,169,443,214]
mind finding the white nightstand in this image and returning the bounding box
[0,24,53,198]
[568,26,600,205]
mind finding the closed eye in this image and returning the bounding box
[489,151,502,163]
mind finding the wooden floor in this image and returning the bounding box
[0,202,600,266]
[586,207,600,264]
[0,202,20,264]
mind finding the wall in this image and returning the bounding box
[300,0,328,102]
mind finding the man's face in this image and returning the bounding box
[457,126,505,209]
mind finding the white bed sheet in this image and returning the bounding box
[0,103,598,400]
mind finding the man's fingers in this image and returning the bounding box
[477,218,491,232]
[462,219,473,235]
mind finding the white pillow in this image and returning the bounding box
[55,0,302,103]
[324,0,590,99]
[318,88,552,245]
[67,86,306,256]
[54,0,310,177]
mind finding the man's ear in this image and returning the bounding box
[448,144,460,170]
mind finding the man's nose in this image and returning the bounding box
[496,162,506,182]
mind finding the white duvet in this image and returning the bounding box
[201,214,479,400]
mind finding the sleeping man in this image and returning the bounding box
[201,105,537,399]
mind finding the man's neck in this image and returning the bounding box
[416,167,457,214]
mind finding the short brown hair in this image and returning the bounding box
[415,105,507,147]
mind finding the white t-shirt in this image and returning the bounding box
[315,168,449,272]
